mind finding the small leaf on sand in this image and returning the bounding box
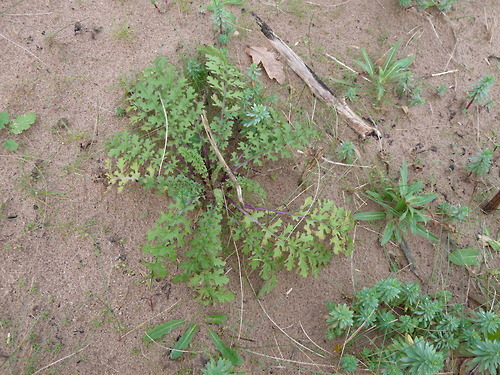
[3,139,19,151]
[245,46,285,84]
[0,112,10,128]
[10,112,36,134]
[143,319,185,342]
[449,248,480,266]
[208,328,243,366]
[170,324,198,360]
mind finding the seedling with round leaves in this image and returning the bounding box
[0,111,37,151]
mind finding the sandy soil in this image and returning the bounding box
[0,0,498,374]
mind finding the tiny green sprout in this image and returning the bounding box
[344,87,358,102]
[335,141,356,163]
[465,149,493,176]
[340,354,358,373]
[466,75,495,110]
[206,0,242,45]
[436,202,469,222]
[436,84,447,97]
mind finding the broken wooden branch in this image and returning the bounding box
[482,189,500,213]
[252,12,381,139]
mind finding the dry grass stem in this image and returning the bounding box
[201,111,245,205]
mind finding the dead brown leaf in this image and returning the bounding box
[245,46,285,84]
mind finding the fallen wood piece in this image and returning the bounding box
[482,189,500,213]
[252,12,381,139]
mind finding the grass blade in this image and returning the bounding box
[207,328,243,366]
[170,324,198,359]
[353,211,386,221]
[381,221,395,245]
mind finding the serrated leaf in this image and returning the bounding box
[0,112,9,128]
[3,139,19,151]
[143,320,185,342]
[245,46,285,84]
[205,314,228,325]
[170,324,198,359]
[449,248,480,266]
[9,112,36,134]
[207,328,243,366]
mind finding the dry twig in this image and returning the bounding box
[252,13,381,139]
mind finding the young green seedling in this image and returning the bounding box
[353,41,415,101]
[465,149,493,177]
[353,160,437,246]
[465,75,495,110]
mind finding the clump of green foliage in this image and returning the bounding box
[398,0,457,13]
[326,277,500,374]
[396,71,425,106]
[353,160,437,246]
[0,111,37,151]
[353,41,415,101]
[466,75,495,110]
[206,0,242,44]
[335,141,357,163]
[106,47,354,303]
[436,202,470,222]
[465,149,493,176]
[144,314,242,370]
[202,358,236,375]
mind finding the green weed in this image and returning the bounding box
[145,314,242,367]
[353,41,415,101]
[106,47,354,303]
[206,0,242,44]
[111,20,134,41]
[398,0,457,13]
[326,277,500,374]
[436,202,470,222]
[0,111,37,151]
[353,160,437,246]
[466,75,495,110]
[465,149,493,176]
[335,141,357,163]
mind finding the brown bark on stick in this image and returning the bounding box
[252,13,381,139]
[482,190,500,212]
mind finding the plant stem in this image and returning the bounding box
[201,111,245,205]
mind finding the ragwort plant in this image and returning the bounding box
[326,277,500,374]
[106,47,354,304]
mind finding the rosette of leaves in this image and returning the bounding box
[106,47,353,303]
[353,160,437,246]
[324,277,500,374]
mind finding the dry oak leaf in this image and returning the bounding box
[245,46,285,84]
